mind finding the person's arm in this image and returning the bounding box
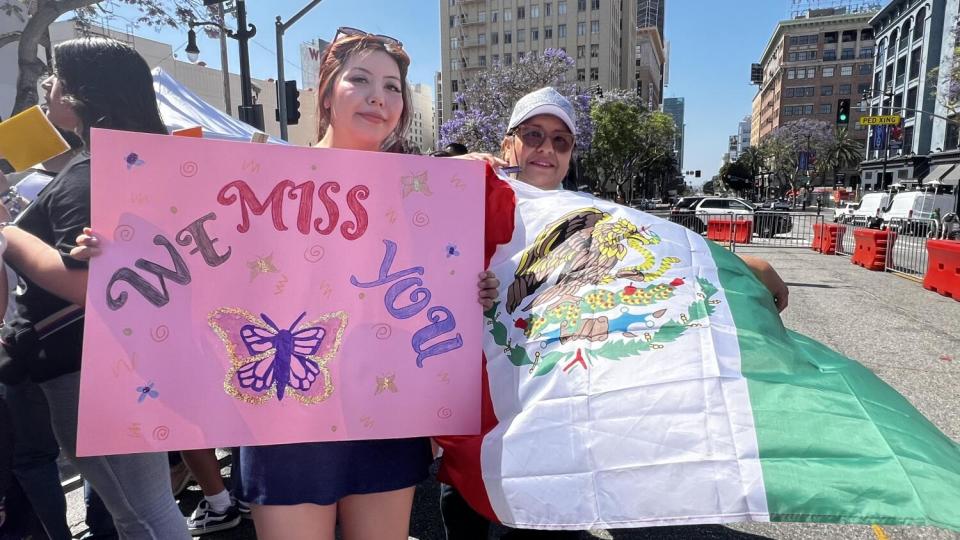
[738,254,789,312]
[2,225,87,306]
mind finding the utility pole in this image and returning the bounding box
[216,2,231,115]
[276,0,325,141]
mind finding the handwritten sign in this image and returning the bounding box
[77,130,485,456]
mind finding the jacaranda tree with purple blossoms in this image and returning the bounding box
[439,48,592,154]
[760,118,835,193]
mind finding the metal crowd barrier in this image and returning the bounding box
[835,223,859,257]
[883,217,940,281]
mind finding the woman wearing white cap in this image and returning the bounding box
[437,87,790,539]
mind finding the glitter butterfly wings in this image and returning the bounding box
[209,308,349,405]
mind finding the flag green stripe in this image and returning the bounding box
[707,241,960,530]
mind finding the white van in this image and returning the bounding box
[882,191,957,232]
[850,192,891,227]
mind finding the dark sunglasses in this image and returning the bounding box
[332,26,403,49]
[512,125,575,154]
[321,27,405,68]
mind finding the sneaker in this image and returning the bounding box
[186,500,241,536]
[170,462,193,497]
[234,498,252,520]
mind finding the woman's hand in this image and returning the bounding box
[739,254,789,312]
[454,152,509,169]
[69,227,102,261]
[477,271,499,310]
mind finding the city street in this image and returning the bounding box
[62,245,960,540]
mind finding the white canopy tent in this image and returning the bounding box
[152,68,286,144]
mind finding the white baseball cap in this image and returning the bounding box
[507,87,577,136]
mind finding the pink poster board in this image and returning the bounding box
[77,130,485,456]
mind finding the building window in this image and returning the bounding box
[518,29,525,42]
[909,47,921,79]
[492,54,499,65]
[577,68,585,81]
[578,0,586,11]
[449,16,456,27]
[577,22,585,36]
[840,66,853,76]
[577,45,585,58]
[824,31,838,44]
[531,27,539,40]
[591,0,599,8]
[558,1,566,15]
[591,20,599,34]
[803,104,813,114]
[821,85,833,96]
[787,68,796,79]
[450,59,459,70]
[820,103,832,114]
[450,37,459,49]
[504,31,512,44]
[517,6,525,19]
[788,51,817,61]
[479,10,486,22]
[857,82,870,95]
[518,51,524,60]
[859,46,873,59]
[914,8,925,40]
[545,27,553,39]
[839,84,851,95]
[806,68,815,78]
[858,63,870,75]
[823,49,837,61]
[558,24,566,37]
[531,4,539,18]
[590,43,599,57]
[492,10,498,22]
[492,32,499,44]
[841,47,855,60]
[590,67,599,81]
[451,80,458,92]
[822,66,834,77]
[504,9,512,21]
[505,53,513,66]
[545,2,551,15]
[479,55,486,67]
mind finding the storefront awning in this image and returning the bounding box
[925,163,956,184]
[939,163,960,186]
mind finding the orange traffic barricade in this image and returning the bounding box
[923,240,960,301]
[707,219,752,245]
[811,223,841,254]
[852,229,895,271]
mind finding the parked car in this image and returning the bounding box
[833,201,857,223]
[849,192,891,227]
[669,196,793,238]
[881,191,957,235]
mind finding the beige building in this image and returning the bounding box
[439,0,637,127]
[634,26,664,109]
[753,8,876,150]
[408,83,437,153]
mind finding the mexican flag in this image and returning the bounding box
[436,173,960,531]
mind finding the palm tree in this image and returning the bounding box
[824,127,864,186]
[739,146,766,199]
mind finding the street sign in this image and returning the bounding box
[872,125,888,150]
[859,115,901,126]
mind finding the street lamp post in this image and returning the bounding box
[186,0,261,129]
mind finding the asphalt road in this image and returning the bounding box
[60,246,959,540]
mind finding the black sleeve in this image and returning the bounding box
[43,162,91,270]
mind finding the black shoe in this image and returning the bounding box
[186,500,241,536]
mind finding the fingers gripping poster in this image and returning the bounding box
[77,130,485,456]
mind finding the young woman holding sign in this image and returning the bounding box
[74,28,499,540]
[0,38,190,539]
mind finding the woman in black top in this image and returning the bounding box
[0,38,190,539]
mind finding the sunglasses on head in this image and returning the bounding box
[332,26,403,49]
[511,124,575,154]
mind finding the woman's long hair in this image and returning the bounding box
[315,35,412,153]
[52,37,167,145]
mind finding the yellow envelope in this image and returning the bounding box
[0,105,70,172]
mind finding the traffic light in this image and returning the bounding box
[276,80,301,125]
[836,98,850,124]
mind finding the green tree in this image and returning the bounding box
[585,92,676,199]
[816,127,864,186]
[1,0,218,116]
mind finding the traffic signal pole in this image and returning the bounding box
[276,0,325,141]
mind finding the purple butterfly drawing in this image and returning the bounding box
[210,308,349,405]
[136,382,159,403]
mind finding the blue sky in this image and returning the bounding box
[95,0,792,184]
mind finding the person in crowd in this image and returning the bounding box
[0,37,190,539]
[69,28,500,540]
[435,87,790,539]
